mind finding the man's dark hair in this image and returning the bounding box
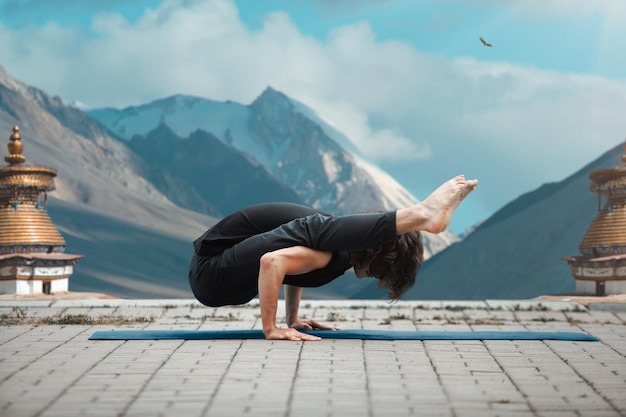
[351,231,424,300]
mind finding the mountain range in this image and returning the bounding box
[1,63,620,300]
[0,64,454,299]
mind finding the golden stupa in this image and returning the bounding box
[563,140,626,296]
[0,126,82,295]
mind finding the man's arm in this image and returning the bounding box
[258,246,332,341]
[284,285,303,328]
[284,284,338,331]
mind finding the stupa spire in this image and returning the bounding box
[5,125,26,165]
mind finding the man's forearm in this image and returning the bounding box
[258,256,284,336]
[284,285,303,327]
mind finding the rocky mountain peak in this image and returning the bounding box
[251,86,295,114]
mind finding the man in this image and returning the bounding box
[189,175,478,341]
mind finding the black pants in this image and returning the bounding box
[189,203,396,307]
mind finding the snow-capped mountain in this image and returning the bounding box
[90,87,460,257]
[128,123,306,217]
[0,64,456,300]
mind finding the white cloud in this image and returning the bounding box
[308,99,432,160]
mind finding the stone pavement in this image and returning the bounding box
[0,298,625,417]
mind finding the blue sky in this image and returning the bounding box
[239,0,622,79]
[1,0,625,233]
[2,0,622,79]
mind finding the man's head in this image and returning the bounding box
[350,231,424,300]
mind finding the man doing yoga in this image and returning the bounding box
[189,175,478,341]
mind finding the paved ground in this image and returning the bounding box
[0,298,625,417]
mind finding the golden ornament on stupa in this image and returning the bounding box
[0,125,65,253]
[563,139,626,296]
[0,125,82,295]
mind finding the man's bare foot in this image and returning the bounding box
[418,175,478,234]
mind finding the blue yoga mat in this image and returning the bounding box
[89,329,598,341]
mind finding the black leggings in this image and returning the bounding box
[189,204,396,307]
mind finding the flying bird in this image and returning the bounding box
[480,37,492,47]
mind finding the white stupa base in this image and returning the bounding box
[0,278,69,295]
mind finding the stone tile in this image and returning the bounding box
[0,300,52,308]
[588,302,626,312]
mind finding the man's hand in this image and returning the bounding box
[290,319,339,331]
[265,327,322,341]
